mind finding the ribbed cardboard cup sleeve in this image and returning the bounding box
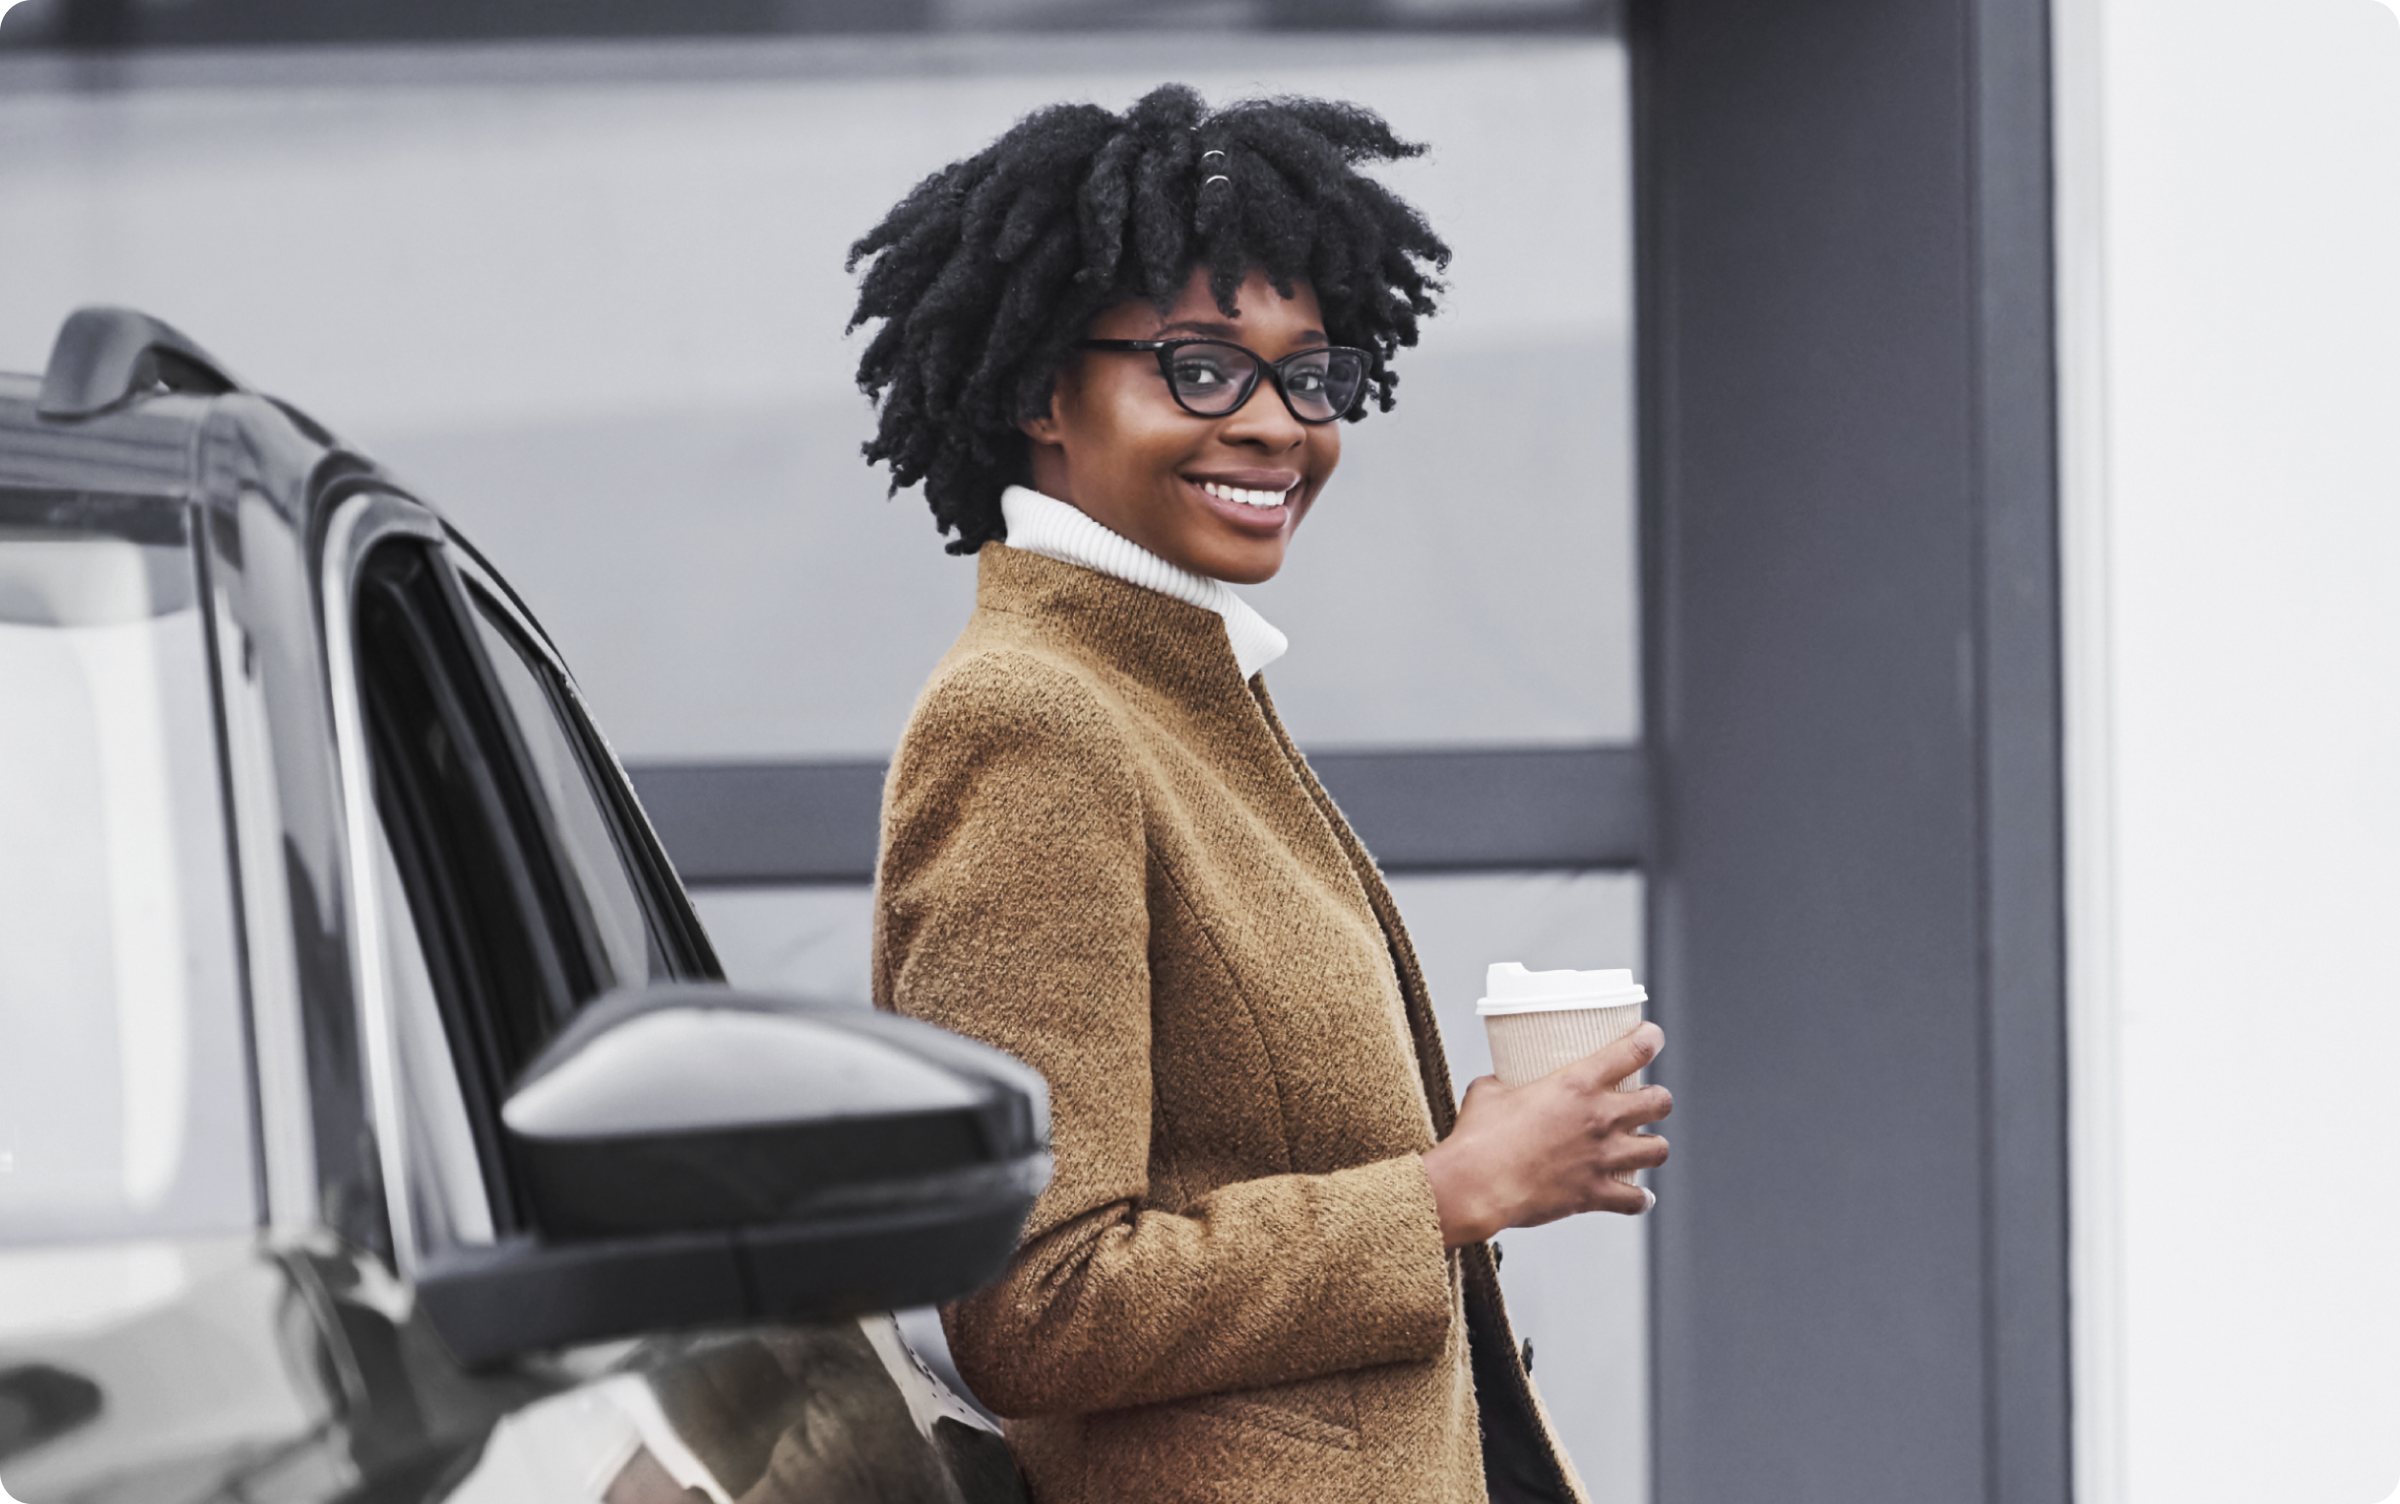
[1483,1002,1647,1183]
[1485,1002,1647,1088]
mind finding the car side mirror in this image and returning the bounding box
[414,983,1050,1368]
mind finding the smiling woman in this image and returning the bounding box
[848,84,1668,1504]
[844,84,1442,559]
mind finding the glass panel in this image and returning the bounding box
[0,523,256,1244]
[369,813,496,1252]
[356,542,562,1084]
[92,35,1634,759]
[1385,868,1647,1504]
[690,885,876,1009]
[466,594,668,996]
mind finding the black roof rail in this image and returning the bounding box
[37,306,244,420]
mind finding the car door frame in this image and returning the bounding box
[321,486,460,1277]
[321,485,727,1285]
[324,485,603,1273]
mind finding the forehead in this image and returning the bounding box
[1093,267,1325,339]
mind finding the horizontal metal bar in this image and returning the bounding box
[632,760,887,887]
[631,744,1646,888]
[1306,745,1647,873]
[0,31,1601,96]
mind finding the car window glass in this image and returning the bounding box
[465,594,668,995]
[0,520,256,1244]
[370,812,496,1252]
[355,540,566,1124]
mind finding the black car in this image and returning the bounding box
[0,308,1046,1502]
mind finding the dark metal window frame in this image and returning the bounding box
[5,0,1625,52]
[629,746,1647,887]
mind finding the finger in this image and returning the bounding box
[1564,1023,1663,1093]
[1586,1084,1672,1138]
[1599,1130,1670,1174]
[1608,1083,1674,1127]
[1591,1177,1655,1216]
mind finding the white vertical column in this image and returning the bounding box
[2053,4,2127,1498]
[2057,3,2400,1500]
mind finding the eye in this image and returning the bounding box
[1170,355,1234,389]
[1285,366,1328,396]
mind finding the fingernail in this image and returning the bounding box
[1640,1187,1657,1214]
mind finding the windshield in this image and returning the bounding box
[0,510,256,1244]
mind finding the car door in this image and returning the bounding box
[0,489,341,1502]
[319,489,1022,1503]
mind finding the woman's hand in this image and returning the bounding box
[1419,1024,1672,1249]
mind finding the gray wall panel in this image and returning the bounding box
[1634,0,2065,1501]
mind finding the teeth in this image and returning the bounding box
[1200,481,1290,509]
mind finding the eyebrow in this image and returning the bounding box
[1157,318,1329,345]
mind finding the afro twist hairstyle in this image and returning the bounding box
[846,83,1451,554]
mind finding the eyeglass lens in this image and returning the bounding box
[1165,342,1366,422]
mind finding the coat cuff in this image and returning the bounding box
[1331,1153,1456,1358]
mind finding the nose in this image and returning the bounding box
[1219,378,1308,452]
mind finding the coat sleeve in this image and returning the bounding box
[872,651,1454,1418]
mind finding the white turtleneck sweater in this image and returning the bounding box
[999,485,1289,680]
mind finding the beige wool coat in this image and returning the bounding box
[873,544,1589,1504]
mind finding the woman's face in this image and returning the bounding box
[1023,266,1340,586]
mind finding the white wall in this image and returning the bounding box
[2057,3,2400,1500]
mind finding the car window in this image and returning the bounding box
[354,538,572,1119]
[370,811,496,1252]
[463,591,669,995]
[353,531,717,1249]
[0,514,257,1244]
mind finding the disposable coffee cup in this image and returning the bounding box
[1478,963,1650,1182]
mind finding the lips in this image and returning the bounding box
[1191,476,1300,510]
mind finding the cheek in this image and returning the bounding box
[1088,388,1189,482]
[1309,426,1342,484]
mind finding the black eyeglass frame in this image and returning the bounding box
[1077,337,1372,425]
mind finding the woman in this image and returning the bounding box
[851,85,1670,1504]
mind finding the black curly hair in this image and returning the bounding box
[845,83,1451,554]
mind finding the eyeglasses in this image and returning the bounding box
[1078,338,1371,425]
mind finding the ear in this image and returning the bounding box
[1019,386,1065,446]
[1020,353,1084,446]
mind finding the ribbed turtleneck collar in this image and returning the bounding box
[998,485,1289,679]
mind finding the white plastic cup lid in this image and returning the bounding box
[1476,961,1648,1017]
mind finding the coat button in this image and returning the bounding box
[1491,1241,1503,1268]
[1520,1339,1534,1373]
